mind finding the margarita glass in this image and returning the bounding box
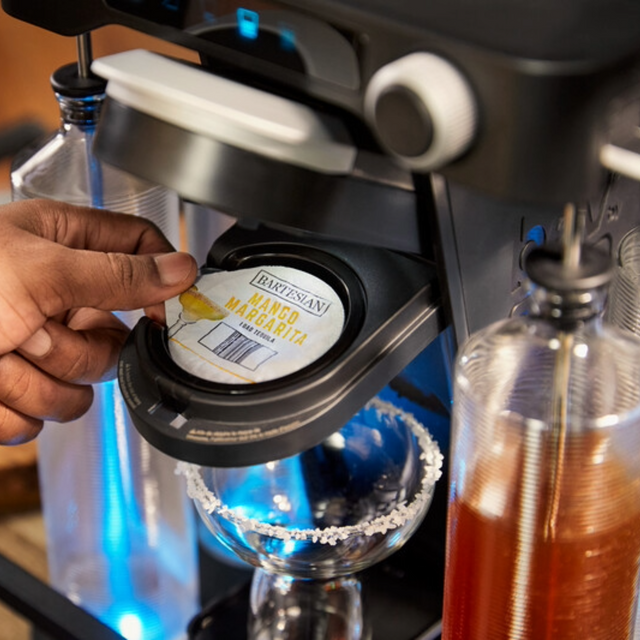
[179,397,443,640]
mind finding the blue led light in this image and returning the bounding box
[117,613,143,640]
[237,8,259,39]
[280,26,296,51]
[526,224,546,247]
[106,603,163,640]
[162,0,181,11]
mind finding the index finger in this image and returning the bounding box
[18,311,130,384]
[4,199,177,255]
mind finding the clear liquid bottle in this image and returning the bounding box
[10,48,199,640]
[442,216,640,640]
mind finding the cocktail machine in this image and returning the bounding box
[4,0,640,638]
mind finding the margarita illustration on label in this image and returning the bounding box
[165,266,345,384]
[167,285,228,338]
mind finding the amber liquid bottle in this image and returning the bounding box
[442,240,640,640]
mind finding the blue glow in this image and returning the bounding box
[222,455,313,533]
[162,0,181,10]
[99,381,130,561]
[376,332,452,452]
[280,26,296,50]
[87,127,138,603]
[105,604,163,640]
[117,613,143,640]
[86,126,104,209]
[237,8,259,39]
[282,539,297,556]
[198,517,251,569]
[526,224,546,247]
[81,126,196,640]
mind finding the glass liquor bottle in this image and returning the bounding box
[10,42,199,640]
[442,211,640,640]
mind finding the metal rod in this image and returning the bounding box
[76,32,93,79]
[545,201,584,539]
[562,202,581,270]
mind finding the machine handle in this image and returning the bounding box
[600,143,640,182]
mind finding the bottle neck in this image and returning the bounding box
[524,245,613,331]
[57,92,105,127]
[529,284,608,329]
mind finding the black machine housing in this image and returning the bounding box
[4,0,640,206]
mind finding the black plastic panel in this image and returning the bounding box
[5,0,640,63]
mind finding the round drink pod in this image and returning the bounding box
[165,266,346,384]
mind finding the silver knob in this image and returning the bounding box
[364,52,477,172]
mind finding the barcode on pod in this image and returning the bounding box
[200,323,277,371]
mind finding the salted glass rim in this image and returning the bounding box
[177,397,443,545]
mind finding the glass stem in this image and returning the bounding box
[248,568,369,640]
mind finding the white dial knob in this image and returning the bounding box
[364,52,477,172]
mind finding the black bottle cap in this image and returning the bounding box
[525,245,613,293]
[51,62,107,97]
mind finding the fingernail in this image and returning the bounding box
[156,252,194,287]
[20,327,52,358]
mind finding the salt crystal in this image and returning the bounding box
[176,398,443,547]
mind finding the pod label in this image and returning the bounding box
[165,265,345,383]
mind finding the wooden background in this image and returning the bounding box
[0,9,199,189]
[0,9,197,639]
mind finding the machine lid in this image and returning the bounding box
[91,49,357,174]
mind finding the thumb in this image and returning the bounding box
[44,249,198,315]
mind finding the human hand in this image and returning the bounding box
[0,199,197,445]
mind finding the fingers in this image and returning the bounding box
[0,200,190,443]
[0,404,43,446]
[33,247,197,318]
[18,310,130,384]
[1,307,132,445]
[144,303,167,325]
[0,352,93,445]
[0,246,197,354]
[0,200,197,354]
[3,199,177,254]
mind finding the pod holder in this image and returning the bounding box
[118,223,442,466]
